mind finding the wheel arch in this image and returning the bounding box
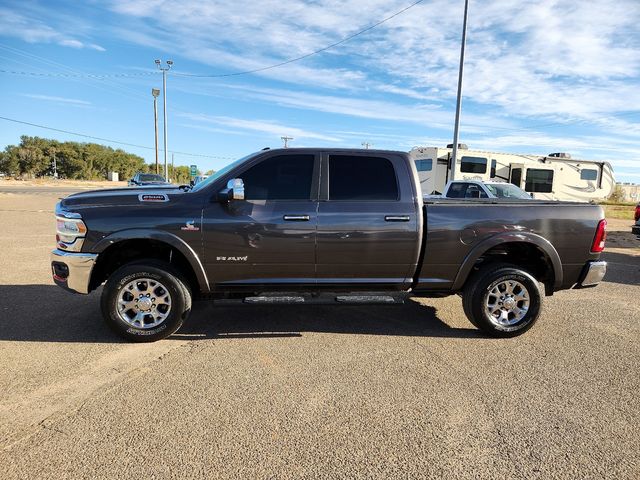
[452,232,563,293]
[89,229,209,293]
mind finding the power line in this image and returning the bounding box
[156,0,427,78]
[0,68,158,79]
[0,1,425,81]
[0,115,235,160]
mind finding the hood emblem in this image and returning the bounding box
[181,220,200,231]
[139,193,169,202]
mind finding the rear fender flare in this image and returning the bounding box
[92,229,210,292]
[451,232,563,291]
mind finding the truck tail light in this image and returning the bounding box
[635,205,640,222]
[591,219,607,253]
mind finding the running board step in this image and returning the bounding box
[244,296,305,304]
[335,295,397,304]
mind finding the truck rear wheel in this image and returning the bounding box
[462,263,542,337]
[100,261,192,342]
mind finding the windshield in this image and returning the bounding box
[485,183,532,199]
[190,152,260,192]
[139,174,166,183]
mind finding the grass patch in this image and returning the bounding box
[603,204,636,220]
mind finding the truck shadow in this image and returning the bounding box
[0,285,480,343]
[601,251,640,286]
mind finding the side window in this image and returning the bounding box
[490,159,497,178]
[447,183,469,198]
[241,154,315,200]
[510,168,522,187]
[460,156,487,174]
[329,155,398,201]
[525,169,554,193]
[415,159,433,172]
[581,169,598,181]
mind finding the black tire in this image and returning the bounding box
[100,260,192,342]
[462,263,543,337]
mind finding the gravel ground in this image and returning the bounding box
[0,188,638,479]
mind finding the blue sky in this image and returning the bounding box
[0,0,639,182]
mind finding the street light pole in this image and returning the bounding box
[155,59,173,181]
[152,88,160,174]
[450,0,469,182]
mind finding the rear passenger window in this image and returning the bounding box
[329,155,398,200]
[241,154,314,200]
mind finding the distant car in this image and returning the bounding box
[128,173,172,187]
[426,180,533,200]
[632,203,640,237]
[192,175,209,186]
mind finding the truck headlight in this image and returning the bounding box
[55,215,87,252]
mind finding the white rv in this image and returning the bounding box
[409,145,615,202]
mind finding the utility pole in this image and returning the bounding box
[361,142,372,149]
[155,59,173,181]
[171,153,174,182]
[450,0,469,181]
[281,136,293,148]
[152,88,160,174]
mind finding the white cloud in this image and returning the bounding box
[0,8,105,51]
[21,94,92,106]
[177,113,341,142]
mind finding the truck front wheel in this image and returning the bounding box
[100,261,192,342]
[462,263,543,337]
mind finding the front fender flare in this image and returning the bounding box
[92,229,210,292]
[451,232,563,291]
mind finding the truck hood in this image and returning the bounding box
[60,186,185,210]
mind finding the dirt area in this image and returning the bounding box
[0,178,127,189]
[606,218,639,254]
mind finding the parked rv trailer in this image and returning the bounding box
[408,146,615,202]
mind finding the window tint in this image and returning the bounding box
[580,169,598,181]
[415,159,432,172]
[139,174,165,182]
[241,154,314,200]
[329,155,398,200]
[447,183,488,199]
[490,159,497,178]
[510,168,522,187]
[460,156,487,174]
[525,169,554,193]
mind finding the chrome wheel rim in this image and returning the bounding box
[117,278,172,329]
[485,279,530,326]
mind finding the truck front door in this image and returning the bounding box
[202,153,319,288]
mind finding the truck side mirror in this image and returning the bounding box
[219,178,245,201]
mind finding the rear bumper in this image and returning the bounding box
[632,224,640,237]
[51,249,98,294]
[576,260,607,288]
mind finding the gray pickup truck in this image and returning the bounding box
[51,148,607,342]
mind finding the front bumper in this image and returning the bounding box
[51,249,98,294]
[576,260,607,288]
[632,224,640,237]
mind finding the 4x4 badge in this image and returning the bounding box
[181,220,199,231]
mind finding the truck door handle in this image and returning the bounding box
[385,215,410,222]
[283,215,310,221]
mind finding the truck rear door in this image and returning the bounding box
[316,152,421,289]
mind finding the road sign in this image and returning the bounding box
[190,165,197,176]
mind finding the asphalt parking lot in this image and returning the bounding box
[0,185,638,479]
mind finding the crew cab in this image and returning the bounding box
[51,148,607,342]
